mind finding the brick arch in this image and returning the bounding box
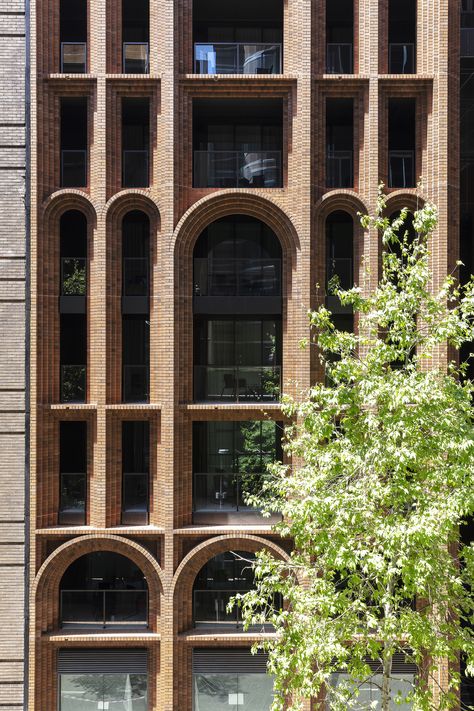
[32,534,165,635]
[104,191,161,404]
[172,534,289,634]
[385,190,426,216]
[42,189,98,225]
[314,190,369,223]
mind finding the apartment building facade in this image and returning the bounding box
[0,0,467,709]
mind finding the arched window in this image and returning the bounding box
[326,211,353,331]
[60,551,148,629]
[60,210,87,403]
[122,211,150,403]
[193,551,257,628]
[193,216,282,402]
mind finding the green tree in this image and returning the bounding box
[234,192,474,711]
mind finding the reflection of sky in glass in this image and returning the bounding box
[328,673,414,710]
[194,673,274,711]
[60,673,147,710]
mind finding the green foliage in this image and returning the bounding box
[234,189,474,711]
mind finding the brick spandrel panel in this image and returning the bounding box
[0,0,26,707]
[28,0,459,710]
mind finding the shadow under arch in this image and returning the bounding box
[32,534,165,635]
[385,189,426,217]
[104,189,161,227]
[42,189,98,226]
[171,533,290,634]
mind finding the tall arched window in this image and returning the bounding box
[326,211,354,332]
[122,211,150,403]
[60,551,148,629]
[60,210,87,403]
[193,216,282,402]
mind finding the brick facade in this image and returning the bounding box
[27,1,460,710]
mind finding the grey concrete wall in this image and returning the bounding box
[0,3,26,709]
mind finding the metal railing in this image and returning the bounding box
[193,471,264,512]
[193,258,281,297]
[123,364,149,403]
[123,257,149,297]
[326,43,353,73]
[60,589,148,629]
[61,364,86,403]
[193,589,249,626]
[61,257,86,296]
[123,42,149,73]
[194,365,280,403]
[326,150,353,188]
[122,150,149,188]
[61,42,87,73]
[194,150,282,188]
[194,42,282,74]
[61,149,87,188]
[388,150,415,188]
[389,43,415,73]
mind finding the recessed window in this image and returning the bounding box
[60,314,86,403]
[388,0,416,73]
[60,0,87,72]
[60,97,88,187]
[388,98,416,188]
[122,98,150,188]
[326,0,353,73]
[122,421,150,525]
[59,421,87,525]
[122,0,149,73]
[326,98,354,188]
[326,211,354,332]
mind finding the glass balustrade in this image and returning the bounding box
[61,150,87,188]
[193,589,247,627]
[194,150,282,188]
[61,364,86,403]
[326,43,353,73]
[61,42,87,73]
[193,258,281,297]
[123,42,149,73]
[194,472,265,513]
[60,589,148,629]
[389,43,415,73]
[194,365,280,402]
[326,150,353,188]
[194,42,282,74]
[388,150,415,188]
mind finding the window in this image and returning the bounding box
[388,0,416,73]
[193,649,274,710]
[60,314,86,403]
[58,649,148,711]
[193,420,282,519]
[59,421,87,525]
[326,0,353,73]
[60,0,87,72]
[326,211,354,330]
[326,99,354,188]
[122,98,150,188]
[60,98,87,187]
[122,316,149,403]
[60,552,148,629]
[327,665,415,709]
[194,318,281,402]
[388,98,416,188]
[60,210,87,314]
[122,421,150,525]
[122,0,149,73]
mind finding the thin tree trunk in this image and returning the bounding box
[381,646,393,711]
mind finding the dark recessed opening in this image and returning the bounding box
[122,0,149,72]
[122,98,150,187]
[326,98,354,188]
[122,421,150,525]
[60,314,86,403]
[326,0,353,73]
[60,97,87,186]
[388,98,416,187]
[59,421,87,525]
[388,0,416,72]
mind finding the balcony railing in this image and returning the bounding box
[61,149,87,188]
[326,150,353,188]
[194,472,264,512]
[194,258,281,297]
[123,364,149,403]
[326,43,353,74]
[194,365,280,402]
[60,589,148,629]
[61,364,86,403]
[61,42,87,73]
[388,150,415,188]
[194,42,282,74]
[61,257,86,296]
[193,589,248,627]
[59,472,86,525]
[122,150,149,188]
[389,43,415,73]
[194,150,282,188]
[123,258,149,297]
[461,28,474,56]
[123,42,149,73]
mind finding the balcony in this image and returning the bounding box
[122,150,149,188]
[61,42,87,73]
[389,43,415,73]
[194,258,281,298]
[326,43,353,74]
[61,364,86,403]
[59,472,86,525]
[389,150,414,188]
[194,365,280,402]
[194,42,281,74]
[60,589,148,629]
[194,472,263,513]
[61,149,87,188]
[123,42,149,73]
[123,364,149,403]
[194,150,282,189]
[193,589,247,627]
[326,150,353,189]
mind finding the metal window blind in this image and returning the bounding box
[335,653,417,675]
[57,649,148,674]
[193,649,269,674]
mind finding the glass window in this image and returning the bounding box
[122,421,150,525]
[60,672,147,710]
[193,672,274,710]
[327,673,415,709]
